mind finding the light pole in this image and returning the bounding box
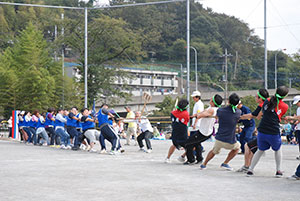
[274,48,286,89]
[190,46,198,91]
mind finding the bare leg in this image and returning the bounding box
[203,150,215,166]
[223,149,239,164]
[244,145,253,167]
[167,145,176,159]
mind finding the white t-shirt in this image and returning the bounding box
[137,117,153,133]
[296,107,300,130]
[192,100,204,130]
[199,107,218,136]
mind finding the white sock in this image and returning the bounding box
[249,150,264,171]
[275,149,282,172]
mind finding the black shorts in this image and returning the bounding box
[172,139,186,150]
[247,138,258,154]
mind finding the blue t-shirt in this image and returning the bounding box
[239,105,255,127]
[215,106,242,144]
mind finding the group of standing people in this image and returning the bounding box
[167,86,300,179]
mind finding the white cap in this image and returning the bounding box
[20,111,25,115]
[293,95,300,104]
[191,90,201,97]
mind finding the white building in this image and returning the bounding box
[114,67,178,96]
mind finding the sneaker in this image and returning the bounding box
[220,163,233,171]
[72,146,79,151]
[164,158,171,163]
[89,148,97,153]
[80,144,86,150]
[55,145,61,148]
[275,171,283,178]
[60,145,66,149]
[99,149,107,154]
[49,145,55,148]
[236,166,249,173]
[246,170,254,176]
[288,174,300,180]
[139,148,146,152]
[177,155,186,163]
[183,161,195,165]
[109,150,119,155]
[296,156,300,160]
[200,164,206,170]
[66,145,72,150]
[145,149,152,153]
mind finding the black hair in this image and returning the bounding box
[229,93,240,106]
[47,107,55,113]
[258,88,269,100]
[177,99,189,111]
[81,108,89,113]
[100,103,108,108]
[57,108,64,112]
[267,86,289,111]
[213,94,223,107]
[194,96,201,99]
[71,106,78,111]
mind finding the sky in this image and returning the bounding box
[85,0,300,55]
[198,0,300,55]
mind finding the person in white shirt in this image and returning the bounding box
[135,111,153,153]
[191,90,204,130]
[185,94,223,164]
[180,90,204,163]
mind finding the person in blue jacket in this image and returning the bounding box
[237,101,256,154]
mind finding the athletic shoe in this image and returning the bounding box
[177,155,186,163]
[49,145,56,148]
[275,171,283,178]
[296,156,300,160]
[99,149,107,154]
[200,164,206,170]
[60,145,66,149]
[89,148,97,153]
[164,158,171,163]
[183,161,195,165]
[246,170,254,176]
[55,145,61,148]
[288,174,300,180]
[220,163,233,171]
[80,144,86,150]
[66,145,72,150]
[139,148,146,152]
[145,149,152,153]
[236,166,249,173]
[72,146,79,151]
[109,150,119,155]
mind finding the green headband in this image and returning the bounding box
[231,104,237,113]
[213,96,221,107]
[257,91,266,100]
[176,105,188,112]
[275,93,287,110]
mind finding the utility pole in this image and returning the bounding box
[264,0,268,89]
[61,13,65,109]
[180,64,183,94]
[84,7,88,108]
[186,0,190,112]
[222,49,232,103]
[233,51,238,79]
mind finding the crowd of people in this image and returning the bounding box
[6,85,300,180]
